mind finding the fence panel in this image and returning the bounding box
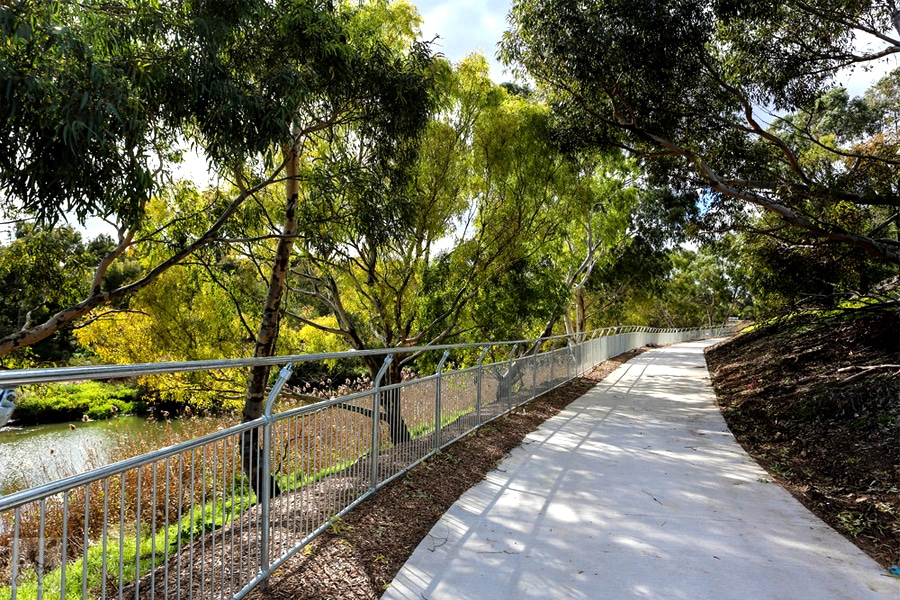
[0,326,730,599]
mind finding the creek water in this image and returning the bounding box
[0,415,200,495]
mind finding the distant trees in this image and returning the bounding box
[0,225,114,364]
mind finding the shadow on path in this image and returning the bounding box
[384,340,899,600]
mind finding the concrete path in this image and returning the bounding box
[383,340,899,600]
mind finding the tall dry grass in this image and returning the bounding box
[0,415,244,591]
[0,367,500,596]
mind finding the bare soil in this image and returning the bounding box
[244,350,645,599]
[705,307,900,569]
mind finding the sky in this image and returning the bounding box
[412,0,512,82]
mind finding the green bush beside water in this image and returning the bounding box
[12,381,144,424]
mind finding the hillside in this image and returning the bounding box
[705,307,900,568]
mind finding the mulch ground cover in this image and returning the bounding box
[705,307,900,569]
[245,350,644,599]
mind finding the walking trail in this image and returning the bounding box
[382,340,899,599]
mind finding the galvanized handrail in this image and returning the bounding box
[0,326,700,387]
[0,325,731,600]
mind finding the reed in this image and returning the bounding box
[0,367,494,597]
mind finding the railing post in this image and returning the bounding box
[475,346,489,426]
[434,350,451,452]
[530,340,540,403]
[549,339,555,387]
[260,362,294,589]
[371,355,393,490]
[505,343,519,412]
[568,337,576,381]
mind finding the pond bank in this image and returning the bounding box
[0,413,237,494]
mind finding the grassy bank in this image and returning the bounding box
[11,381,145,424]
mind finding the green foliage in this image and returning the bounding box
[502,0,900,264]
[580,188,698,328]
[298,315,351,371]
[0,224,113,364]
[470,255,569,341]
[74,262,261,411]
[0,0,175,226]
[288,54,574,372]
[13,381,142,424]
[739,215,896,316]
[0,0,443,375]
[655,239,750,328]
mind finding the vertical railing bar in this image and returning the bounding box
[475,346,490,427]
[241,431,249,595]
[37,498,45,599]
[287,417,296,549]
[259,363,293,590]
[81,485,90,599]
[213,439,221,600]
[229,435,237,597]
[222,437,237,595]
[188,448,196,600]
[175,453,184,600]
[118,474,125,600]
[163,456,171,600]
[209,441,217,599]
[60,492,68,600]
[101,478,110,600]
[434,350,451,452]
[506,344,518,414]
[371,355,393,490]
[221,437,229,600]
[200,445,207,600]
[549,341,555,389]
[150,462,158,599]
[10,506,19,600]
[134,468,141,600]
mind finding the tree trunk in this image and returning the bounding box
[241,145,300,500]
[377,359,412,445]
[575,287,587,337]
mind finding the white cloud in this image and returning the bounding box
[413,0,512,81]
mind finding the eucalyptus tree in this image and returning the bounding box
[581,187,698,327]
[0,0,349,357]
[280,55,577,443]
[548,151,640,337]
[502,0,900,265]
[656,240,749,328]
[2,0,441,495]
[0,224,114,365]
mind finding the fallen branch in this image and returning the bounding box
[836,364,900,385]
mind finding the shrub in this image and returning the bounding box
[12,381,143,424]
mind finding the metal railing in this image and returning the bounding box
[0,326,729,599]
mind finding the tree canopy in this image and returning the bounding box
[0,0,440,362]
[502,0,900,264]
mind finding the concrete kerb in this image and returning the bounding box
[383,340,899,600]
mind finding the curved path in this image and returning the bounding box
[383,340,898,599]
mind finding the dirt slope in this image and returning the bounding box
[705,307,900,569]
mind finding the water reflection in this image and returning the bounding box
[0,415,220,494]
